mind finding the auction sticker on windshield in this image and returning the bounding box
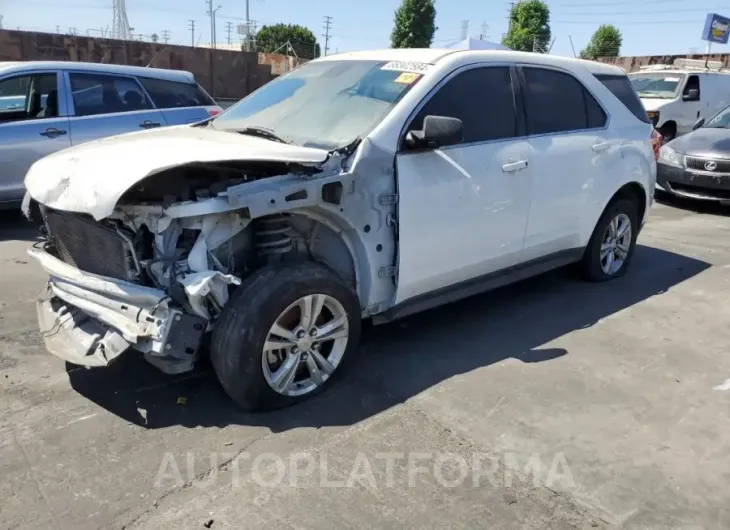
[394,72,421,84]
[664,77,680,81]
[381,61,431,74]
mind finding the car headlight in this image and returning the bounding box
[658,145,683,167]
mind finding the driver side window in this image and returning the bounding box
[408,66,517,146]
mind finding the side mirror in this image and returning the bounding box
[683,88,699,101]
[406,115,464,150]
[692,117,705,130]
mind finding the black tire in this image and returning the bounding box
[211,261,362,412]
[580,197,639,282]
[658,123,676,143]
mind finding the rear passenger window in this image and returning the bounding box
[138,77,215,109]
[522,67,606,134]
[593,74,650,124]
[410,66,517,144]
[70,73,151,116]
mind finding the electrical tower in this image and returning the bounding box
[188,20,195,47]
[112,0,132,40]
[322,16,332,56]
[0,15,4,30]
[162,29,170,43]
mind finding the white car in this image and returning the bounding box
[24,49,656,411]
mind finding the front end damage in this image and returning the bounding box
[26,133,394,374]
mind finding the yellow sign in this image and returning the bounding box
[394,72,420,84]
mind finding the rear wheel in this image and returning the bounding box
[581,198,639,282]
[211,261,361,411]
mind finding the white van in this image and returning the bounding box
[628,58,730,141]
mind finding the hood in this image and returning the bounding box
[24,125,330,220]
[669,127,730,157]
[640,98,673,112]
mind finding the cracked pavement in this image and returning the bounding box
[1,197,729,529]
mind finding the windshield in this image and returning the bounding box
[211,60,425,149]
[628,73,685,99]
[704,104,730,129]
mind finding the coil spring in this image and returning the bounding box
[254,214,293,256]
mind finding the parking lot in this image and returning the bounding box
[1,197,729,529]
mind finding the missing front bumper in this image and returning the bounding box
[30,247,207,374]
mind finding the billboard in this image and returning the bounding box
[702,13,730,44]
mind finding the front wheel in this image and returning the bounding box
[581,198,639,282]
[211,261,362,412]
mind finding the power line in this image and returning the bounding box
[557,6,730,16]
[322,15,332,56]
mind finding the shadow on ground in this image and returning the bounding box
[656,191,730,216]
[0,210,41,242]
[68,244,710,432]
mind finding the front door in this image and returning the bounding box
[677,74,702,135]
[394,65,532,305]
[64,71,168,146]
[0,71,70,204]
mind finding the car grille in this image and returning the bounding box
[684,156,730,174]
[42,209,139,281]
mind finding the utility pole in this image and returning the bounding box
[206,0,222,49]
[56,25,61,33]
[226,21,233,45]
[69,27,77,36]
[322,15,332,56]
[162,29,170,44]
[188,20,195,47]
[0,16,4,30]
[480,21,488,40]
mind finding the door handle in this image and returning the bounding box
[139,120,161,129]
[40,128,67,138]
[592,142,611,153]
[502,160,528,173]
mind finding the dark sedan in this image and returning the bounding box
[657,105,730,203]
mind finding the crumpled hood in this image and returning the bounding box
[24,125,330,220]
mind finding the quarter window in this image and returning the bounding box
[522,67,606,135]
[409,66,517,145]
[138,77,215,109]
[69,73,152,116]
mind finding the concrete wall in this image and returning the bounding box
[0,29,286,99]
[599,53,730,72]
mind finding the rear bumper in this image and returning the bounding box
[29,247,207,374]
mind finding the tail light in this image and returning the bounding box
[207,106,223,117]
[650,128,662,161]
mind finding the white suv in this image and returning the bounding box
[24,49,656,411]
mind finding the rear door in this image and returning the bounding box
[518,65,617,260]
[65,71,167,145]
[0,71,70,204]
[136,76,219,125]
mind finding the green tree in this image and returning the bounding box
[255,24,320,60]
[580,25,622,60]
[501,0,551,53]
[390,0,437,48]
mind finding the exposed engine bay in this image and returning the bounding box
[28,141,395,374]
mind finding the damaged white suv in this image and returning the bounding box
[24,49,655,411]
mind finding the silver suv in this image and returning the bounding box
[0,61,220,207]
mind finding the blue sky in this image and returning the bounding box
[2,0,730,58]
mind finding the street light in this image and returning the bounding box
[207,2,222,49]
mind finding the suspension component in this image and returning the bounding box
[254,214,293,257]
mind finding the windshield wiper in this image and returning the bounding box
[237,126,290,144]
